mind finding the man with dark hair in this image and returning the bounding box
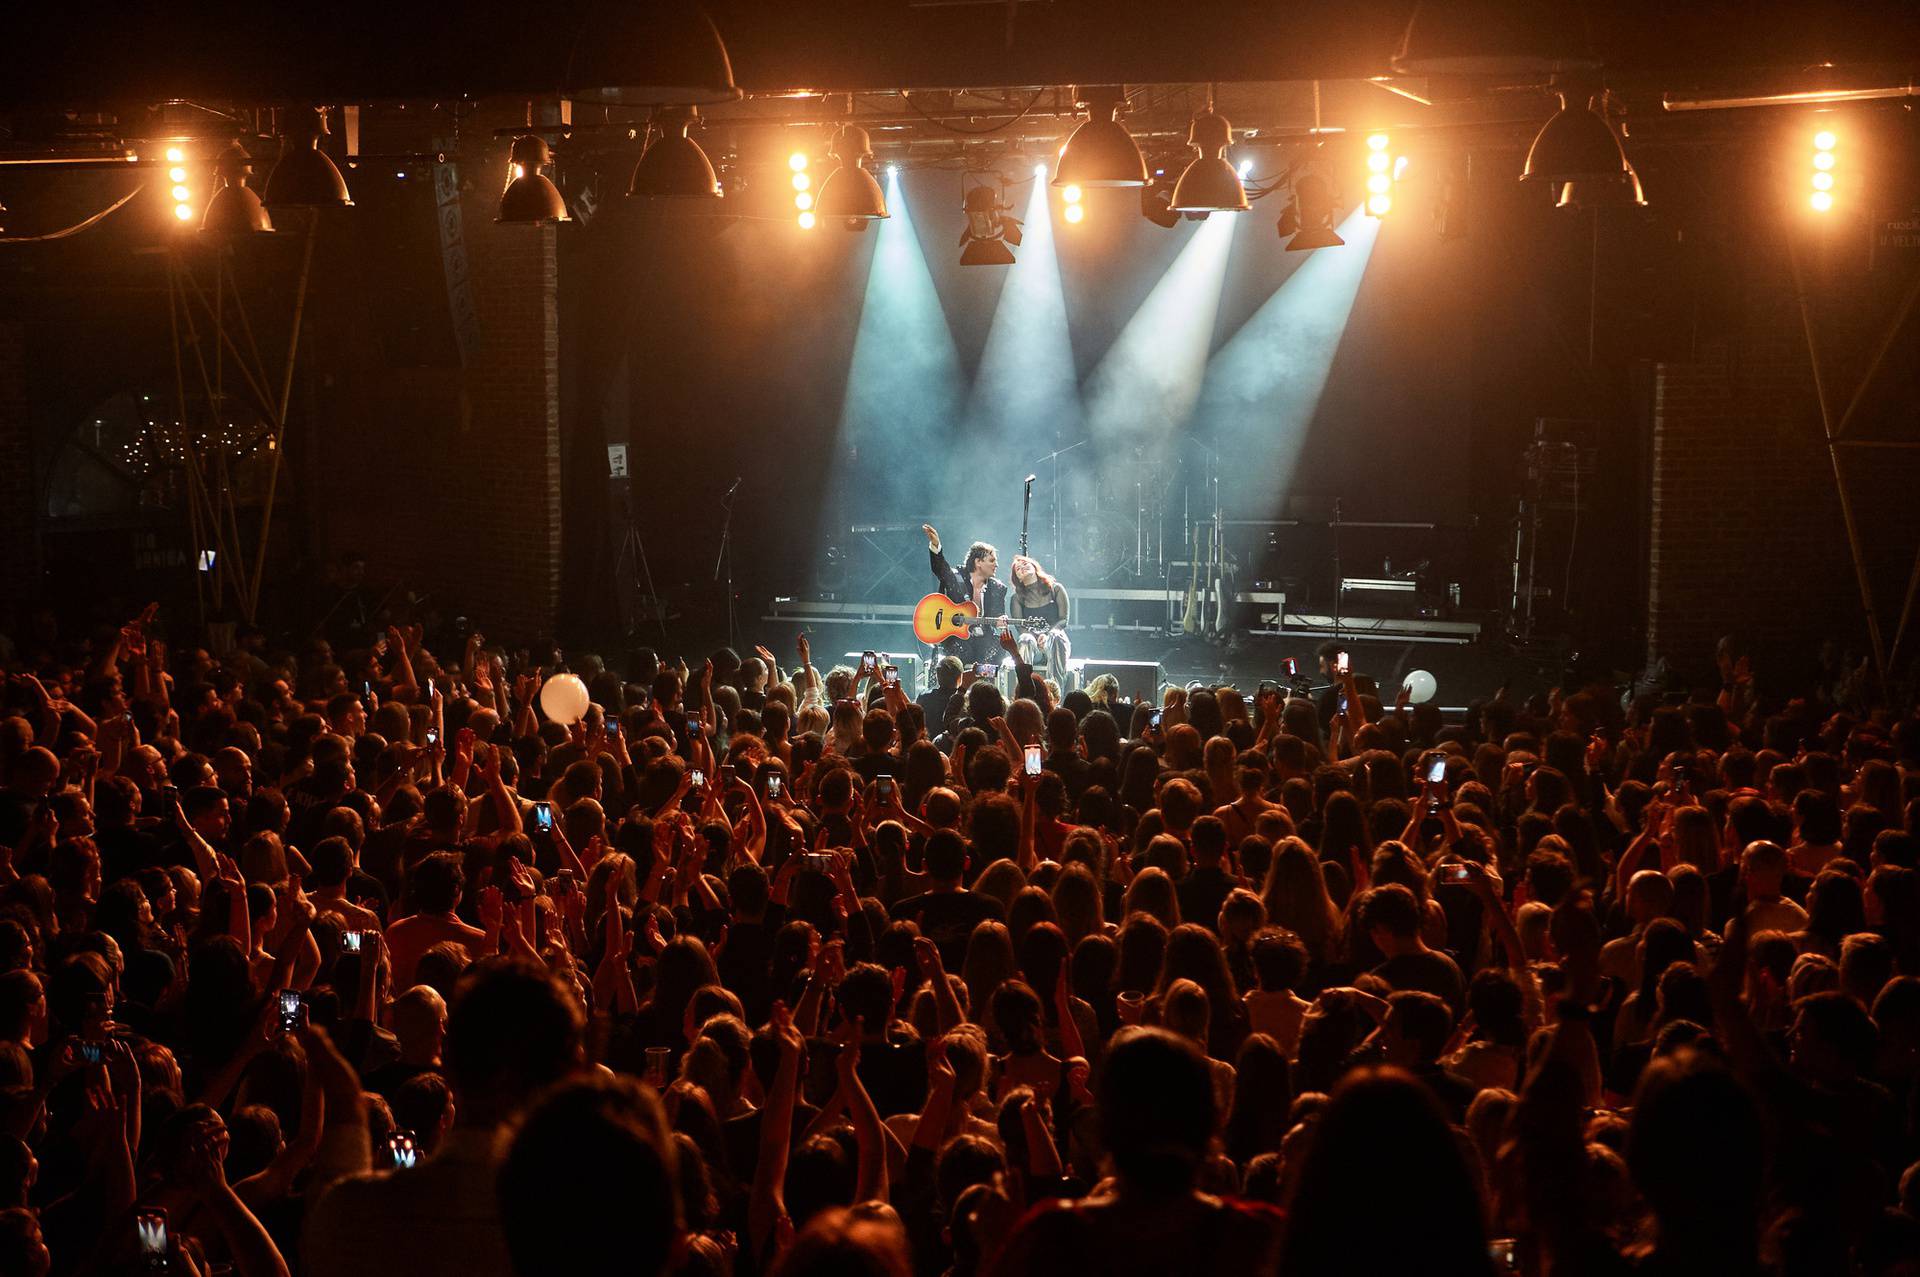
[1359,884,1465,1014]
[307,961,586,1277]
[994,1027,1284,1273]
[836,962,927,1117]
[386,853,491,989]
[890,830,1004,968]
[309,836,380,932]
[852,708,903,782]
[923,523,1007,666]
[1177,815,1236,933]
[500,1074,681,1277]
[1372,991,1480,1123]
[718,863,780,1023]
[918,656,965,738]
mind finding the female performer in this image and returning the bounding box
[1009,555,1072,676]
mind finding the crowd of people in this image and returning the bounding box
[1,606,1918,1277]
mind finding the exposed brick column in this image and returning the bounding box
[0,321,32,604]
[1646,335,1920,672]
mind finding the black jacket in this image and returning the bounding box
[931,547,1008,663]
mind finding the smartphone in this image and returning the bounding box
[974,661,997,677]
[531,801,554,833]
[605,719,621,739]
[364,680,375,699]
[426,677,435,699]
[553,870,577,899]
[276,988,305,1033]
[1488,1238,1519,1272]
[136,1207,169,1268]
[342,930,365,955]
[720,763,736,787]
[1257,680,1278,696]
[1149,709,1163,729]
[1338,692,1349,716]
[877,776,895,800]
[862,650,878,668]
[1282,656,1299,678]
[160,784,179,805]
[803,852,835,872]
[425,727,439,746]
[387,1129,419,1170]
[78,1041,104,1065]
[1024,744,1043,776]
[883,664,899,686]
[1440,863,1473,884]
[1426,754,1448,785]
[766,774,783,799]
[690,769,706,788]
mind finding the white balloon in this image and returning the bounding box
[1402,669,1438,705]
[538,673,592,725]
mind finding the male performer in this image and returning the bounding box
[923,524,1006,666]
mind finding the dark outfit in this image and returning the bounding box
[930,547,1008,666]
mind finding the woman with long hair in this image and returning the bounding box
[1122,867,1181,931]
[1154,923,1248,1063]
[961,921,1019,1039]
[1261,838,1344,982]
[1223,1033,1293,1167]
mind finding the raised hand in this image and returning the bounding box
[922,524,940,552]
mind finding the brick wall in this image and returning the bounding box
[311,127,563,641]
[0,321,30,605]
[1647,332,1920,672]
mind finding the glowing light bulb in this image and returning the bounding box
[789,152,809,171]
[173,204,194,221]
[1237,159,1253,178]
[798,210,817,229]
[1366,133,1389,151]
[172,184,191,202]
[1810,191,1833,212]
[795,192,813,210]
[1811,172,1834,191]
[1814,130,1836,151]
[1367,194,1392,216]
[1033,162,1048,178]
[1367,152,1390,173]
[165,146,185,163]
[792,172,810,191]
[887,164,899,178]
[168,166,187,182]
[1062,184,1082,204]
[1366,174,1390,194]
[1063,202,1084,224]
[1813,151,1835,171]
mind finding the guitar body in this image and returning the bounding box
[914,593,978,645]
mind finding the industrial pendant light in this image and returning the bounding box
[1169,110,1248,213]
[1053,86,1148,188]
[263,107,352,208]
[1522,92,1633,187]
[565,1,741,106]
[813,126,888,226]
[497,135,569,223]
[201,142,273,235]
[628,106,722,199]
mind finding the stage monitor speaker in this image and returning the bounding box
[1075,658,1161,705]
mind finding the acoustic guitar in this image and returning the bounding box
[912,594,1047,646]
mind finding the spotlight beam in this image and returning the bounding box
[1195,208,1379,502]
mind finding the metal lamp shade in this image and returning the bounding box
[566,2,740,105]
[202,182,273,234]
[1557,163,1647,209]
[1054,112,1147,188]
[628,132,721,198]
[1171,156,1247,213]
[498,174,569,222]
[815,163,888,221]
[264,137,351,208]
[1522,96,1631,185]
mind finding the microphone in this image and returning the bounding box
[1024,473,1037,485]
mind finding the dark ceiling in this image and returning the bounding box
[3,0,1916,110]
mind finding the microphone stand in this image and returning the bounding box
[1032,438,1089,570]
[1331,495,1343,644]
[713,479,740,651]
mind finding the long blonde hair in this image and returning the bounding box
[1260,837,1342,964]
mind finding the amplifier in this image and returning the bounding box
[1072,658,1162,705]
